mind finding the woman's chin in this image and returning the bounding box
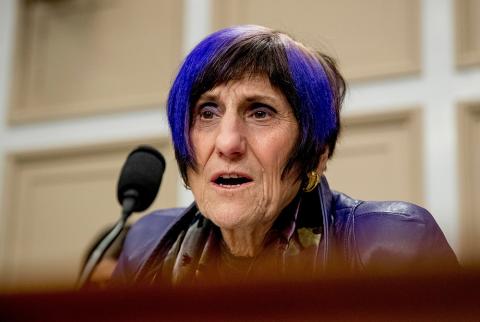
[203,204,264,231]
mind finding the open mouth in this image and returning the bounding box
[213,174,253,187]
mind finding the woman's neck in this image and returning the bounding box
[219,224,272,257]
[218,194,301,257]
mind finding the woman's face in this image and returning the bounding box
[187,75,301,231]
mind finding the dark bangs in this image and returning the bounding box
[187,31,303,179]
[189,31,298,120]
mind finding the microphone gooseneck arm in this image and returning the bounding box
[77,145,165,288]
[77,190,137,288]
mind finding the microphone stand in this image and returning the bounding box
[77,191,137,288]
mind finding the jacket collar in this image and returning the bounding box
[319,175,334,226]
[316,175,334,269]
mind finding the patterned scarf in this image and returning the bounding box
[139,193,324,285]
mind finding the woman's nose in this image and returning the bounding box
[215,115,246,159]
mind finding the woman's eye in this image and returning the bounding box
[253,110,268,119]
[200,110,214,119]
[249,104,276,120]
[196,103,218,120]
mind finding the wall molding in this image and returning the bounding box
[8,0,182,124]
[327,107,423,205]
[0,136,177,289]
[455,0,480,68]
[212,0,421,81]
[458,101,480,263]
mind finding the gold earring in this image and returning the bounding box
[303,171,320,192]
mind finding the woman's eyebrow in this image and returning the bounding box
[197,93,218,101]
[197,93,280,104]
[244,94,279,103]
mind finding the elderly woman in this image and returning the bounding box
[113,25,457,285]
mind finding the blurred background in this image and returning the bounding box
[0,0,479,290]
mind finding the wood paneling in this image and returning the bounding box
[458,102,480,263]
[212,0,420,80]
[1,138,179,289]
[326,109,423,205]
[9,0,182,123]
[456,0,480,67]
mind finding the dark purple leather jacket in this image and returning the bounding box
[113,177,458,283]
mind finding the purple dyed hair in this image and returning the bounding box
[167,25,345,185]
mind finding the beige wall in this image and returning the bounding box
[327,109,423,205]
[458,102,480,263]
[1,139,179,289]
[213,0,420,80]
[9,0,183,123]
[456,0,480,67]
[1,0,480,289]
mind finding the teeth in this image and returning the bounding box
[221,174,240,179]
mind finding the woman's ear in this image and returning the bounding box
[317,147,329,175]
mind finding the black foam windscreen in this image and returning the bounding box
[116,145,166,212]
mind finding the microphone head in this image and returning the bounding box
[117,145,166,212]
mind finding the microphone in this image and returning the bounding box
[78,145,166,287]
[117,145,166,213]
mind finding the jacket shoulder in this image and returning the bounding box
[126,208,184,252]
[333,192,458,271]
[112,208,185,283]
[355,200,432,220]
[340,198,458,271]
[353,200,440,244]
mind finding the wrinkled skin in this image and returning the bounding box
[187,75,301,256]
